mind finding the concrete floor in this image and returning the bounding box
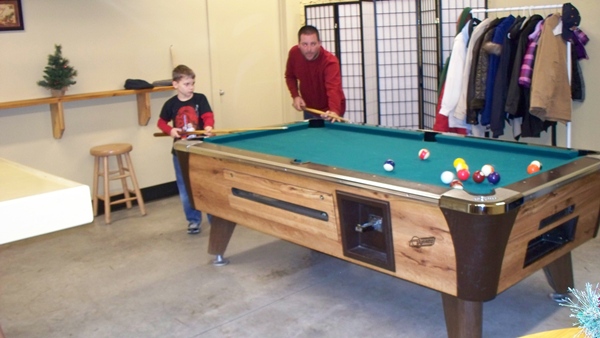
[1,196,598,338]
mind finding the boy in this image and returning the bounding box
[157,65,214,234]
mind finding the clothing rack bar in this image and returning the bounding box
[470,5,562,13]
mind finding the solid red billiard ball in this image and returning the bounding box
[472,170,485,183]
[457,169,470,181]
[487,172,501,184]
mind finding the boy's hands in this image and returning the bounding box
[170,128,183,139]
[168,127,213,139]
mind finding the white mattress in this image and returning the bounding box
[0,158,93,244]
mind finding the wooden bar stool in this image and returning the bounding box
[90,143,146,224]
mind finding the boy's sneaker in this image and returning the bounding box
[187,222,201,235]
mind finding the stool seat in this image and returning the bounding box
[90,143,146,224]
[90,143,133,157]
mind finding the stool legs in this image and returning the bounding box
[92,156,100,218]
[116,154,133,209]
[102,155,111,224]
[91,152,146,224]
[124,152,146,216]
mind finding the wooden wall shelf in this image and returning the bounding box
[0,86,174,139]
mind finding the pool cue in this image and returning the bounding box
[153,126,288,137]
[304,107,350,123]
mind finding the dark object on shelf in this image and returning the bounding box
[124,79,154,90]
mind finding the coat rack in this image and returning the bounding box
[470,4,572,148]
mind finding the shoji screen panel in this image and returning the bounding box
[375,0,419,128]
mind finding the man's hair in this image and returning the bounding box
[172,65,195,82]
[298,25,320,42]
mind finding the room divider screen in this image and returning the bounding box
[305,0,486,129]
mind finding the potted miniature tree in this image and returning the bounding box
[37,44,78,97]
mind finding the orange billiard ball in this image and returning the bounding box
[527,163,540,174]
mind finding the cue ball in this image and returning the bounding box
[418,148,430,160]
[487,172,501,184]
[472,170,485,183]
[481,164,494,176]
[383,159,395,172]
[441,171,455,184]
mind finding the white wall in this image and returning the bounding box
[0,1,217,190]
[1,0,599,194]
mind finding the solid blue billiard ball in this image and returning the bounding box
[487,171,501,184]
[383,159,395,172]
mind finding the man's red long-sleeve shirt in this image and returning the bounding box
[285,45,346,116]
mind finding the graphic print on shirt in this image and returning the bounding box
[174,105,199,132]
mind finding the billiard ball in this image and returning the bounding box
[453,158,466,169]
[441,171,455,184]
[457,169,470,181]
[527,163,540,174]
[530,160,542,169]
[472,170,485,183]
[383,159,395,172]
[481,164,494,176]
[456,162,469,172]
[487,171,501,184]
[418,148,430,160]
[450,179,464,189]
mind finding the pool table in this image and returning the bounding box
[175,121,600,338]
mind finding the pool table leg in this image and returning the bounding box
[441,293,483,338]
[543,252,574,301]
[208,216,237,266]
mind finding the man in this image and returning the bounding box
[285,25,346,121]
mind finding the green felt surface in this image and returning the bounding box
[205,122,580,195]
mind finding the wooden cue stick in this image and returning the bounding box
[153,126,288,137]
[304,107,350,123]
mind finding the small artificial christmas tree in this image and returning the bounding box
[37,44,77,96]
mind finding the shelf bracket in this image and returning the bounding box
[50,102,65,139]
[137,93,151,126]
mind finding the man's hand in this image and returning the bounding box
[292,96,306,111]
[324,111,342,123]
[203,126,214,136]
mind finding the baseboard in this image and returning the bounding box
[95,181,178,215]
